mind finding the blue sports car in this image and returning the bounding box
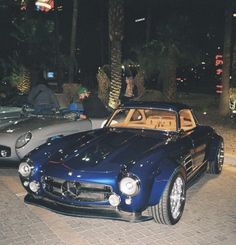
[18,102,224,225]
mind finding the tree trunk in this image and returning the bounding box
[229,0,236,88]
[108,0,124,109]
[231,37,236,87]
[146,3,151,43]
[109,40,122,108]
[54,0,62,91]
[68,0,78,83]
[99,0,107,65]
[219,3,233,116]
[162,46,177,102]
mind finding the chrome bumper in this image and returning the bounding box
[24,194,153,222]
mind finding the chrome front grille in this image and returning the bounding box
[42,176,112,202]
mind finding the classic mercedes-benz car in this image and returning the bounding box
[19,102,224,225]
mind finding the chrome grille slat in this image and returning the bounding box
[183,155,193,174]
[42,176,112,202]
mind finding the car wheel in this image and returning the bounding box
[151,170,186,225]
[208,141,224,174]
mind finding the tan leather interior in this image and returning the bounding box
[109,109,178,131]
[146,116,176,130]
[179,110,196,131]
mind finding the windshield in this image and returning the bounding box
[106,108,177,132]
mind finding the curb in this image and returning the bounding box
[225,154,236,166]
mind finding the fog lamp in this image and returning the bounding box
[23,181,29,187]
[29,181,40,193]
[125,197,132,205]
[109,193,121,207]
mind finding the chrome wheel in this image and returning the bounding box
[170,176,185,219]
[208,141,224,174]
[151,170,186,225]
[217,142,224,172]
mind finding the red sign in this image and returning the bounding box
[216,69,223,75]
[215,54,223,67]
[216,85,223,94]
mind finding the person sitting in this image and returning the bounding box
[68,86,110,119]
[28,82,59,114]
[67,86,90,119]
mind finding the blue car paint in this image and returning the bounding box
[148,158,184,206]
[19,102,224,221]
[24,128,176,211]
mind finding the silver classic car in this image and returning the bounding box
[0,106,28,127]
[0,92,110,163]
[0,112,93,162]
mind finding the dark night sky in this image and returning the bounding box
[0,0,228,84]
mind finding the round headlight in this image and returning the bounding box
[16,132,32,149]
[119,176,140,196]
[18,161,33,177]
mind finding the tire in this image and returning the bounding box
[151,170,186,225]
[208,141,224,174]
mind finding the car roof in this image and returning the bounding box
[120,101,191,112]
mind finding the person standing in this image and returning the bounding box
[28,82,59,114]
[121,76,135,103]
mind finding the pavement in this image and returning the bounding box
[0,163,235,245]
[216,124,236,165]
[0,113,235,245]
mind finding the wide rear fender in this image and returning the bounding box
[205,134,223,162]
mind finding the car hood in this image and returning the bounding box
[0,106,22,117]
[0,116,71,135]
[44,128,170,175]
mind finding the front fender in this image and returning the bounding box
[24,132,83,168]
[148,158,186,206]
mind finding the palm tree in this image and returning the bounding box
[68,0,79,83]
[108,0,124,109]
[161,44,178,101]
[219,0,234,116]
[154,10,201,102]
[130,14,196,102]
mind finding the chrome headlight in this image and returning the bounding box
[119,175,140,196]
[18,161,33,177]
[16,132,32,149]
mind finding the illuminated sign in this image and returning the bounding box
[35,0,54,12]
[216,84,223,94]
[215,54,223,94]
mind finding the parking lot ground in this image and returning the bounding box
[0,163,236,245]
